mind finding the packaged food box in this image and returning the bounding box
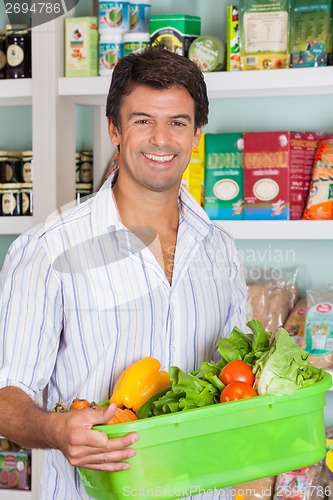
[204,133,244,220]
[239,0,290,70]
[182,134,205,206]
[290,0,333,68]
[243,131,318,220]
[150,14,201,57]
[78,372,331,500]
[0,450,31,490]
[226,5,240,71]
[65,17,99,77]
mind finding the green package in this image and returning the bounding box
[239,0,290,70]
[290,0,333,67]
[150,14,201,57]
[204,133,244,220]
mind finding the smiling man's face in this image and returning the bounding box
[108,84,202,195]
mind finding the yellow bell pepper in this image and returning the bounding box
[110,357,171,413]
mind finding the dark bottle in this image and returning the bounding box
[0,30,6,79]
[6,24,31,79]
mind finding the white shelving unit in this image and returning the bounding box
[0,2,332,499]
[58,65,333,101]
[2,65,332,237]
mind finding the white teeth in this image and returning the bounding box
[144,153,174,162]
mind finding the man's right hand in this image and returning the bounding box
[51,402,140,471]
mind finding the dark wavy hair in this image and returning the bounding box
[106,46,209,132]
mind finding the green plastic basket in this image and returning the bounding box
[78,371,332,500]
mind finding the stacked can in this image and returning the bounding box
[98,1,128,76]
[76,150,93,205]
[0,150,33,216]
[124,0,150,55]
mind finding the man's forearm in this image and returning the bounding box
[0,386,57,449]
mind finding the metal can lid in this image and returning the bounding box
[6,24,30,33]
[2,183,20,190]
[6,152,22,161]
[99,34,123,42]
[20,182,33,189]
[123,32,150,43]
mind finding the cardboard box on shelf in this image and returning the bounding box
[150,14,201,57]
[226,5,240,71]
[182,134,205,206]
[204,133,244,220]
[65,17,99,77]
[0,450,31,490]
[243,131,318,220]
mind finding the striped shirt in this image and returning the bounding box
[0,173,247,500]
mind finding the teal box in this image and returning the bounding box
[204,133,244,220]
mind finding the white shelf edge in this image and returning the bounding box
[1,218,332,239]
[0,217,37,235]
[0,80,32,106]
[0,490,32,499]
[58,66,333,103]
[214,220,333,240]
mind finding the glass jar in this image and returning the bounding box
[0,152,22,182]
[6,24,32,79]
[0,30,6,79]
[80,151,93,183]
[76,183,93,205]
[1,183,21,216]
[20,182,33,216]
[22,150,33,182]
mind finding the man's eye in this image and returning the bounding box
[136,119,150,124]
[172,121,186,127]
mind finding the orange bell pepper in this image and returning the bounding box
[110,357,171,413]
[105,408,138,425]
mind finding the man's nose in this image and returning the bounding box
[149,123,169,146]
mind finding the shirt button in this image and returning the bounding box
[171,344,176,352]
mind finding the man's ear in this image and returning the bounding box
[192,127,203,148]
[108,118,121,147]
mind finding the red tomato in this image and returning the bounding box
[220,381,257,403]
[219,360,255,386]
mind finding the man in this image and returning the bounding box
[0,47,247,499]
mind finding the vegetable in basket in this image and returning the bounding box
[110,357,171,412]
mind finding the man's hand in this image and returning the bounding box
[52,402,140,471]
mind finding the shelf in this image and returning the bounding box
[58,76,110,105]
[0,490,32,499]
[215,220,333,240]
[0,80,32,106]
[0,217,37,235]
[58,66,333,104]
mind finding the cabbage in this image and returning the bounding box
[253,328,324,395]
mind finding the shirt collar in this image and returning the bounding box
[178,184,213,241]
[91,170,124,238]
[91,170,214,241]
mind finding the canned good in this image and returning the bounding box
[0,151,22,183]
[123,32,150,56]
[129,0,150,32]
[5,24,31,79]
[1,183,21,216]
[76,152,81,182]
[22,150,33,182]
[0,30,6,79]
[99,34,123,76]
[98,1,130,34]
[80,151,94,182]
[20,182,33,216]
[76,183,93,204]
